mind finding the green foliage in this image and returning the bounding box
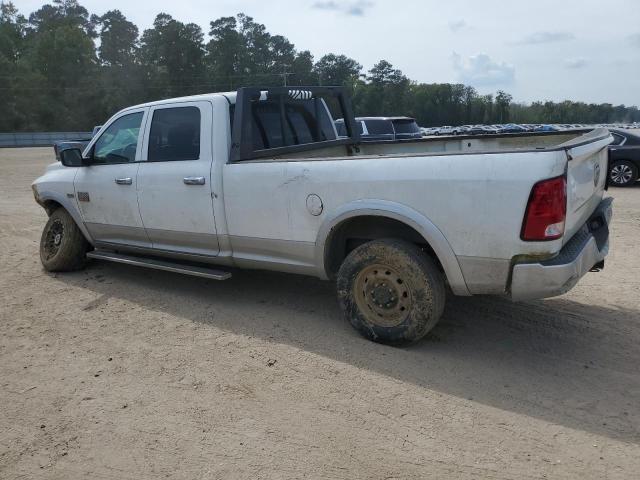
[206,14,298,89]
[97,10,138,66]
[1,1,638,132]
[139,13,205,98]
[313,53,362,86]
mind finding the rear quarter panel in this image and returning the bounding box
[223,149,569,264]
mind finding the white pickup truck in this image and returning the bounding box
[32,87,613,345]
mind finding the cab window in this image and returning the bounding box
[148,107,201,162]
[93,112,143,164]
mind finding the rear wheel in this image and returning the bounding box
[336,239,446,345]
[609,160,638,187]
[40,208,89,272]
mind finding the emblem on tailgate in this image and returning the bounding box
[594,164,601,187]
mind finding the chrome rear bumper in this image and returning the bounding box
[510,197,613,301]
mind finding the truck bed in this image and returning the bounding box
[273,129,606,161]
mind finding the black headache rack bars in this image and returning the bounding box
[230,86,360,162]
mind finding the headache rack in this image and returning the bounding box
[230,86,360,162]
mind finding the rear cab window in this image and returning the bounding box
[148,107,201,161]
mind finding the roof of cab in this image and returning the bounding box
[123,91,237,111]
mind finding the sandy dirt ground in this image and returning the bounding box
[1,147,639,479]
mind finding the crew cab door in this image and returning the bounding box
[136,101,220,256]
[74,108,151,247]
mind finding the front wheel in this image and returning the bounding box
[336,239,446,345]
[40,208,89,272]
[609,160,638,187]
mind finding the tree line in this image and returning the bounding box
[1,0,638,132]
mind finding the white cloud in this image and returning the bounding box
[452,52,515,87]
[514,31,575,45]
[565,57,587,69]
[311,0,374,16]
[629,33,640,47]
[448,20,468,33]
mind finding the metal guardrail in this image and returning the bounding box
[0,132,91,148]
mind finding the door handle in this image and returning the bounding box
[115,177,132,185]
[183,176,206,185]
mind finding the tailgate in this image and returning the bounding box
[561,129,613,243]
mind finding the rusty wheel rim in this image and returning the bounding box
[354,264,413,328]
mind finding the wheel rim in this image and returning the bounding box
[43,219,64,260]
[354,264,413,328]
[610,164,633,184]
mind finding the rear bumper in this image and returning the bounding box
[510,197,613,301]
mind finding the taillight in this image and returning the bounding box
[521,175,566,241]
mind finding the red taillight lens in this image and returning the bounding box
[521,175,567,241]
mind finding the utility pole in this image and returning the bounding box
[281,69,293,86]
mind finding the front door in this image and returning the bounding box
[74,109,150,248]
[136,101,219,256]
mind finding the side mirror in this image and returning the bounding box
[60,148,89,167]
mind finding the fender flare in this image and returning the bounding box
[315,199,470,296]
[35,189,94,244]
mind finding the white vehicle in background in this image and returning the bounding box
[32,86,613,345]
[421,127,439,136]
[435,126,455,135]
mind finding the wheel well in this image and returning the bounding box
[40,199,63,216]
[324,215,444,279]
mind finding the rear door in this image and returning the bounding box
[137,101,220,256]
[74,108,150,247]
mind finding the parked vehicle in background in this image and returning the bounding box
[390,117,422,140]
[535,124,560,132]
[32,86,614,345]
[452,125,471,135]
[335,117,393,141]
[420,127,439,136]
[335,117,421,141]
[608,129,640,187]
[53,126,102,162]
[358,117,396,141]
[467,125,500,135]
[434,126,455,135]
[501,124,528,134]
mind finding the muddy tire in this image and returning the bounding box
[39,208,89,272]
[336,239,446,345]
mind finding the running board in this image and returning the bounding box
[86,250,232,280]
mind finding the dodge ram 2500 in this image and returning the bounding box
[32,86,613,345]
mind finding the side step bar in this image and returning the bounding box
[87,250,232,281]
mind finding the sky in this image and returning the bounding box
[14,0,640,106]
